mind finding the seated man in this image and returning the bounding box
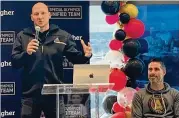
[131,58,179,118]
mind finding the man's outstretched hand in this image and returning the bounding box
[80,39,92,58]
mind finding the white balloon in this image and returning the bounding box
[104,50,124,62]
[104,50,125,69]
[110,61,124,69]
[117,87,137,108]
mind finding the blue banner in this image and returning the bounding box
[1,1,89,117]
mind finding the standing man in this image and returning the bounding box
[131,58,179,118]
[11,2,92,118]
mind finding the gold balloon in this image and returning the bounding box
[125,111,131,118]
[120,4,138,18]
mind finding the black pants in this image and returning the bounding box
[21,95,65,118]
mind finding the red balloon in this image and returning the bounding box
[124,19,145,38]
[105,14,119,25]
[111,112,125,118]
[109,39,123,50]
[112,102,125,113]
[109,69,127,91]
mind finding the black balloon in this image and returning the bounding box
[101,1,120,15]
[119,13,130,24]
[124,58,145,79]
[115,29,126,41]
[122,39,140,58]
[102,95,117,114]
[126,77,137,88]
[137,38,149,54]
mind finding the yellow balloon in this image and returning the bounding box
[125,111,131,118]
[120,4,138,18]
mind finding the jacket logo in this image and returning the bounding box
[54,38,66,45]
[148,95,168,114]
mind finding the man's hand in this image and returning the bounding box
[80,39,92,57]
[27,39,39,55]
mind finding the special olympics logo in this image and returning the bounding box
[0,82,15,95]
[0,31,15,45]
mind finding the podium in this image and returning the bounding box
[41,83,114,118]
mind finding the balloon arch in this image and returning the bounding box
[100,1,148,117]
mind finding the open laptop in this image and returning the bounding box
[73,64,110,84]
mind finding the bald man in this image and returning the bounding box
[11,2,92,118]
[31,2,51,32]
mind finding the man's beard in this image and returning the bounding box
[149,77,163,84]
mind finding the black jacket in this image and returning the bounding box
[11,24,90,96]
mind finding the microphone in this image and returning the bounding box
[35,26,40,40]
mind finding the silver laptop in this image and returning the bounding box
[73,64,110,84]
